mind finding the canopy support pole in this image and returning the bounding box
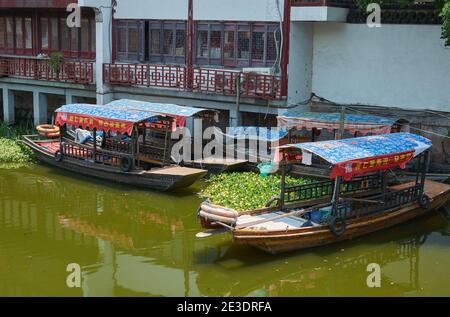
[163,120,170,165]
[93,128,97,162]
[280,157,287,211]
[337,106,346,140]
[132,125,138,169]
[331,176,342,216]
[420,150,430,196]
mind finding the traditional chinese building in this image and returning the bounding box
[0,0,449,163]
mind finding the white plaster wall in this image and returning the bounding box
[288,22,313,107]
[114,0,188,20]
[193,0,283,22]
[113,0,283,22]
[291,7,348,22]
[311,23,450,111]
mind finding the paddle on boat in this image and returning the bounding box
[197,132,450,254]
[23,103,207,191]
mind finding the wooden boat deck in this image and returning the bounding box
[237,212,317,231]
[145,166,207,176]
[191,158,248,166]
[36,141,60,154]
[391,180,450,199]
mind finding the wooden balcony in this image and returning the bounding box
[103,63,284,101]
[0,57,95,84]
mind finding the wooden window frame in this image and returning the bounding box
[148,20,186,64]
[116,19,145,62]
[195,22,223,67]
[0,10,34,56]
[47,10,95,60]
[0,9,95,59]
[195,22,279,69]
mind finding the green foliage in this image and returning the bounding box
[441,2,450,46]
[48,52,64,71]
[199,172,313,212]
[0,138,34,168]
[0,122,34,139]
[0,122,35,168]
[355,0,450,46]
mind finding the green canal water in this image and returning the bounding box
[0,164,450,297]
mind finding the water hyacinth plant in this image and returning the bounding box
[199,172,313,212]
[0,122,35,168]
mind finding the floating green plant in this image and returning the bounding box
[199,172,313,212]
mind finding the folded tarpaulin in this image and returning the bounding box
[106,99,216,131]
[214,126,289,142]
[55,103,160,135]
[277,111,395,135]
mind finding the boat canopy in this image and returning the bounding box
[107,99,215,129]
[280,132,432,180]
[213,126,289,142]
[277,110,395,135]
[55,103,161,135]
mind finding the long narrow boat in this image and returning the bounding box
[197,133,450,254]
[107,99,248,172]
[23,103,207,191]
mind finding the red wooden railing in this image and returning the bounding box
[103,63,284,101]
[0,57,94,84]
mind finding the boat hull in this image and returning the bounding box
[23,136,207,191]
[232,181,450,254]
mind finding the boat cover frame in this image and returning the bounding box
[54,103,161,135]
[280,132,432,180]
[277,111,395,136]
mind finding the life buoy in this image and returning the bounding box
[328,216,346,237]
[37,124,60,138]
[120,156,133,172]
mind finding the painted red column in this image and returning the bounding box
[280,0,291,98]
[186,0,194,90]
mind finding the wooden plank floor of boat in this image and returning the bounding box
[390,180,450,199]
[145,166,207,176]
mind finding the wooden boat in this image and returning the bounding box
[107,99,248,172]
[23,103,207,191]
[197,132,450,254]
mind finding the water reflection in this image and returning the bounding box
[0,166,449,296]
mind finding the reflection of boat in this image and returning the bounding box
[23,103,207,191]
[198,133,450,254]
[194,227,433,296]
